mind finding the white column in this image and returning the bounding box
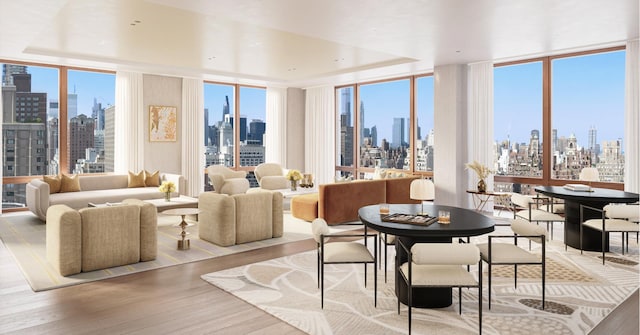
[433,65,468,207]
[114,71,144,174]
[624,39,639,193]
[181,77,204,197]
[266,87,287,165]
[305,86,335,185]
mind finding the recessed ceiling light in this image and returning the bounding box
[287,68,296,72]
[334,58,345,62]
[456,50,461,53]
[208,56,216,60]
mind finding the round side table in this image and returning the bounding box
[162,208,200,250]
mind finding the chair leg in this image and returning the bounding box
[320,260,324,309]
[364,263,367,288]
[408,280,412,335]
[602,231,606,265]
[514,264,518,289]
[384,242,388,283]
[458,287,462,314]
[541,260,546,310]
[488,263,492,309]
[374,262,378,308]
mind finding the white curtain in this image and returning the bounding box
[467,62,494,207]
[0,85,3,211]
[266,87,287,165]
[305,86,335,185]
[181,78,204,197]
[625,40,639,193]
[114,71,144,174]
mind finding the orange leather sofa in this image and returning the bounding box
[317,176,420,225]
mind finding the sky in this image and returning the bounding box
[12,49,624,148]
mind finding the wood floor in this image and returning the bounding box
[0,227,637,335]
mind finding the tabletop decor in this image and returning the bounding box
[465,160,493,193]
[286,169,303,191]
[158,181,176,201]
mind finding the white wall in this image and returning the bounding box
[143,74,182,174]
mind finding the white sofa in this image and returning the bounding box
[26,173,184,221]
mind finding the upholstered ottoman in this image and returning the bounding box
[291,193,319,222]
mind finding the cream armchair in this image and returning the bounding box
[198,191,284,247]
[206,165,250,195]
[254,163,288,190]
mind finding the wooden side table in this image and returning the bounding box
[162,208,200,250]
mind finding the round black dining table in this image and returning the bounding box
[359,203,495,308]
[535,186,639,251]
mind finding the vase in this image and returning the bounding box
[164,192,171,202]
[477,179,486,193]
[290,180,297,191]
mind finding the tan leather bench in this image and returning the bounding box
[291,193,319,222]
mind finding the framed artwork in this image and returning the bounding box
[149,105,177,142]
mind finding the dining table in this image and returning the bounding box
[359,203,495,308]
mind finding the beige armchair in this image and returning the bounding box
[46,199,158,276]
[198,191,284,246]
[207,165,250,195]
[254,162,288,190]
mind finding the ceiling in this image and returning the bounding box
[0,0,637,88]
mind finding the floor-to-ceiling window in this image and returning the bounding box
[2,62,115,210]
[415,75,435,172]
[203,82,266,191]
[335,75,433,179]
[550,50,625,183]
[493,47,626,193]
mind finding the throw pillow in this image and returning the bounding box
[128,170,146,188]
[144,170,160,187]
[60,174,81,193]
[43,175,62,194]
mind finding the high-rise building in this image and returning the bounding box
[248,119,266,145]
[341,89,351,126]
[67,92,78,119]
[104,106,115,172]
[370,125,378,147]
[359,101,365,144]
[392,117,405,148]
[47,117,59,174]
[67,114,94,173]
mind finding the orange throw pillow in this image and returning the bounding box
[128,170,146,188]
[43,175,61,194]
[60,174,81,193]
[144,170,160,187]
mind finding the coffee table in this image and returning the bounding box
[88,195,198,211]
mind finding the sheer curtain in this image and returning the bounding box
[305,86,335,185]
[266,87,287,165]
[467,61,494,207]
[625,40,639,193]
[182,78,204,197]
[114,71,144,174]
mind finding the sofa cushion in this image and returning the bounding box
[128,170,146,188]
[144,170,160,187]
[234,193,273,244]
[44,175,62,194]
[49,187,165,209]
[60,174,81,193]
[79,205,141,272]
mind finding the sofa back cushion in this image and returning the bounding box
[319,179,386,225]
[79,174,129,191]
[234,192,274,244]
[385,176,421,204]
[78,205,141,272]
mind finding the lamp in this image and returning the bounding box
[579,167,600,190]
[410,178,435,215]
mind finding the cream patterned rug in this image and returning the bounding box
[201,226,639,335]
[0,211,352,292]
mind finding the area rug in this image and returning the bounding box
[201,227,639,335]
[0,211,352,292]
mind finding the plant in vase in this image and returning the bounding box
[158,181,176,201]
[465,160,493,193]
[286,169,303,191]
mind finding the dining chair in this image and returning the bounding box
[397,240,482,335]
[379,233,395,283]
[476,218,547,310]
[311,218,377,308]
[510,192,564,240]
[580,203,640,265]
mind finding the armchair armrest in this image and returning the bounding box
[26,179,49,221]
[161,173,184,195]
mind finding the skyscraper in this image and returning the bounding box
[359,101,365,145]
[68,114,94,173]
[392,117,405,148]
[68,92,78,119]
[248,119,266,145]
